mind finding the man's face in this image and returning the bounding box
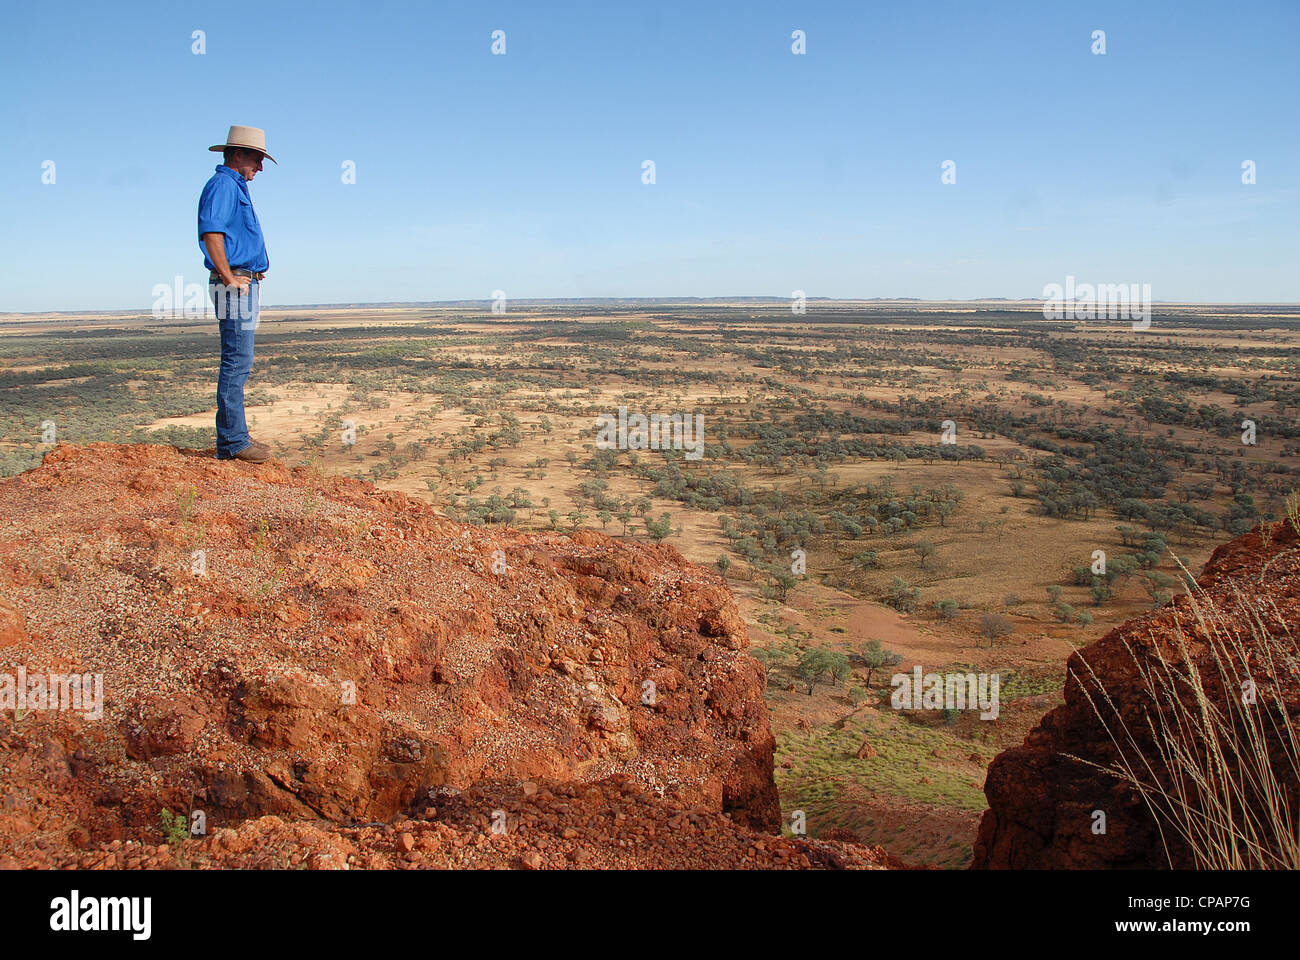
[229,148,265,181]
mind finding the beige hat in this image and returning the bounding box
[209,125,277,164]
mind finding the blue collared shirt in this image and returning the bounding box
[197,164,269,273]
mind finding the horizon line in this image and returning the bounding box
[6,295,1300,319]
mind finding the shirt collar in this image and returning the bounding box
[215,164,247,185]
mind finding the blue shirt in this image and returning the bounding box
[197,165,269,273]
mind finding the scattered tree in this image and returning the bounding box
[858,638,903,688]
[979,612,1014,647]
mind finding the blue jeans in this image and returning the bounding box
[212,280,259,458]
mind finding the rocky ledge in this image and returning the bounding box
[0,442,895,869]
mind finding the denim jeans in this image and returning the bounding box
[212,280,259,458]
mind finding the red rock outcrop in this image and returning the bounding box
[0,442,892,868]
[974,520,1300,868]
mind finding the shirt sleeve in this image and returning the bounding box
[197,177,239,238]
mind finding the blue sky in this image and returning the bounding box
[1,0,1297,311]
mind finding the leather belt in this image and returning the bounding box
[211,267,266,281]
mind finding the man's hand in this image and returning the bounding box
[201,232,249,288]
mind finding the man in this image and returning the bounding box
[198,125,277,463]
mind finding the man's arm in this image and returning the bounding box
[201,233,250,290]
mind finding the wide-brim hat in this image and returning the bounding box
[209,125,277,164]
